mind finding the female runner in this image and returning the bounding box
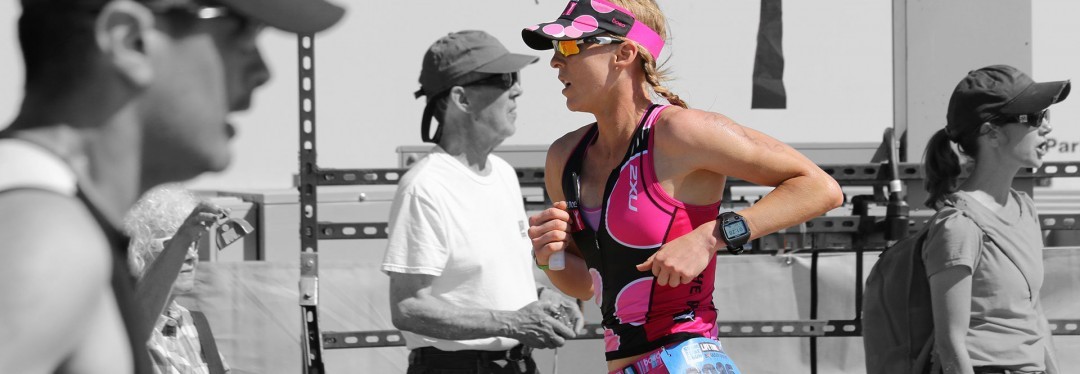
[522,1,844,372]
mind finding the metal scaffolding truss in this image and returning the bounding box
[293,35,1080,373]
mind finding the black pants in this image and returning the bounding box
[406,346,538,374]
[973,368,1045,374]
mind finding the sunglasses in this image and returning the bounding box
[146,2,265,36]
[993,109,1050,128]
[463,72,520,91]
[552,36,624,57]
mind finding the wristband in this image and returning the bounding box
[532,251,550,270]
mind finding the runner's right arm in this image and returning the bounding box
[528,129,594,301]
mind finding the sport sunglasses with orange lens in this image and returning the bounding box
[553,36,624,57]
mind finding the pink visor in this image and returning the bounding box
[522,0,665,59]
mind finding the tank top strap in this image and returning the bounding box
[629,104,668,155]
[562,124,599,205]
[641,104,669,131]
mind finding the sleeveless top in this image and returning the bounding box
[561,105,723,360]
[0,138,151,373]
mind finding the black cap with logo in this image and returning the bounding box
[946,65,1070,139]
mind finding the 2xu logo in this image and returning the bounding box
[627,164,639,212]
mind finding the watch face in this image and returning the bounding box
[723,221,747,238]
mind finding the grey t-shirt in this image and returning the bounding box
[922,190,1053,371]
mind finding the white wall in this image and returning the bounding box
[0,1,895,190]
[4,2,1077,191]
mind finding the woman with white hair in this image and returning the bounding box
[125,185,230,374]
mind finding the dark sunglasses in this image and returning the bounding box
[992,109,1050,128]
[145,1,264,35]
[462,72,520,90]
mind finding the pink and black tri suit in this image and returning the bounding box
[562,104,722,361]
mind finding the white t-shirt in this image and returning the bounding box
[381,147,538,351]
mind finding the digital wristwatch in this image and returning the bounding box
[717,211,750,255]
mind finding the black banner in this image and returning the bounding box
[752,0,786,109]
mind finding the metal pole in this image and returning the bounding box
[297,33,325,374]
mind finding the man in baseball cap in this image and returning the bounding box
[415,30,539,143]
[385,30,583,374]
[0,0,342,373]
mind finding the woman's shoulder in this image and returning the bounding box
[653,106,740,141]
[926,202,981,244]
[544,124,596,196]
[655,106,730,127]
[923,205,983,271]
[547,123,595,163]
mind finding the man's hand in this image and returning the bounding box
[539,287,585,333]
[636,225,717,287]
[505,300,577,349]
[528,202,573,266]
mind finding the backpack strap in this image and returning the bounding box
[935,202,987,272]
[190,311,227,374]
[948,198,1032,298]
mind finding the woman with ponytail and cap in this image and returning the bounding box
[922,65,1069,374]
[522,1,843,372]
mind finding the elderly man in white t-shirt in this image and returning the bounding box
[382,30,583,374]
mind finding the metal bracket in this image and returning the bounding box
[324,330,406,349]
[1049,320,1080,335]
[317,168,406,186]
[300,252,319,306]
[1040,214,1080,230]
[316,222,388,240]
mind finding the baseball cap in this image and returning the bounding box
[216,0,344,34]
[416,30,539,143]
[21,0,345,34]
[946,65,1070,139]
[522,0,664,59]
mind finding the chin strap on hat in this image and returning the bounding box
[420,100,442,144]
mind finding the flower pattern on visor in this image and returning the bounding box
[522,0,664,59]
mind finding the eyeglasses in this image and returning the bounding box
[553,36,624,57]
[993,109,1050,128]
[462,72,520,91]
[150,236,199,256]
[145,1,264,35]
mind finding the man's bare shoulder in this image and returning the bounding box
[0,190,122,373]
[0,189,112,281]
